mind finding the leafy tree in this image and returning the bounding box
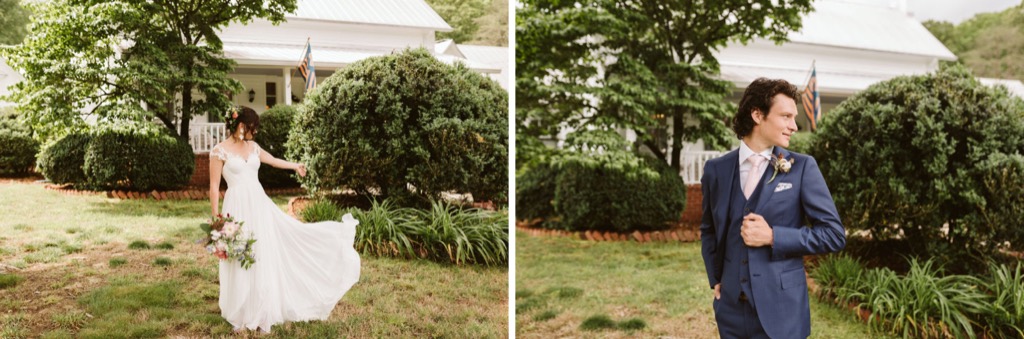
[426,0,486,43]
[0,0,297,141]
[516,0,813,170]
[468,0,508,46]
[923,3,1024,80]
[0,0,30,45]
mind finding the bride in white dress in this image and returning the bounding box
[208,107,360,333]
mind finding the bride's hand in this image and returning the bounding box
[295,163,307,177]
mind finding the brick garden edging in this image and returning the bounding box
[516,219,701,243]
[44,184,305,200]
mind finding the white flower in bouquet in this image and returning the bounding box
[222,222,239,237]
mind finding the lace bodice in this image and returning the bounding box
[210,141,263,188]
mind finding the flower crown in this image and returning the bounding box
[224,107,241,132]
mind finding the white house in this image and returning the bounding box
[549,0,1022,184]
[186,0,508,152]
[0,0,508,151]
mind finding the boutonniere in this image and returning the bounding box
[768,153,794,183]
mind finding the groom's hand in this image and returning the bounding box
[741,213,774,247]
[714,283,721,300]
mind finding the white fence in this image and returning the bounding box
[188,123,227,153]
[679,150,726,185]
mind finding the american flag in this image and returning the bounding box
[298,40,316,91]
[802,64,820,132]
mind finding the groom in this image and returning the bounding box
[700,78,846,338]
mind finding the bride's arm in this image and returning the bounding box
[256,143,307,177]
[209,154,223,217]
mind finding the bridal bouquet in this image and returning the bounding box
[200,213,257,269]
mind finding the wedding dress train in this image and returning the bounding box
[211,142,360,332]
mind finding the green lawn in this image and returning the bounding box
[515,230,894,338]
[0,182,507,338]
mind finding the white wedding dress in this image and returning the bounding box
[210,142,360,332]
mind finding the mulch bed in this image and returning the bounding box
[516,218,701,243]
[42,183,305,200]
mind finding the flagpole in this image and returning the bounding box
[289,37,311,79]
[800,59,816,90]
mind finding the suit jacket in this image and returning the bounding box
[700,146,846,338]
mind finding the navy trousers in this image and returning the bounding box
[714,294,770,339]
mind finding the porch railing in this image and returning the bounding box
[679,150,726,185]
[188,122,227,153]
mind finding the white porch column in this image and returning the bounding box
[283,67,292,105]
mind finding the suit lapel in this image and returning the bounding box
[715,150,738,244]
[754,146,791,213]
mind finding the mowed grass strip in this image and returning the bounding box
[515,231,894,338]
[0,182,507,337]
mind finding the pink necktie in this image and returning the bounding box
[744,155,765,199]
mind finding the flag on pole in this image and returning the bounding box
[801,63,820,132]
[297,40,316,91]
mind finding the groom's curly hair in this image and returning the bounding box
[733,77,799,138]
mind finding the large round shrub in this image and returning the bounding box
[37,131,93,185]
[84,124,194,191]
[809,64,1024,257]
[255,104,300,188]
[0,112,39,176]
[287,48,508,206]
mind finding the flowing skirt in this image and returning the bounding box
[218,183,360,332]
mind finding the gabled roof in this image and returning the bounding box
[289,0,452,31]
[789,0,955,59]
[456,44,507,69]
[434,39,464,58]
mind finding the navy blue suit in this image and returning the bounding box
[700,147,846,338]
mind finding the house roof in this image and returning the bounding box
[456,44,508,69]
[289,0,453,31]
[789,0,955,59]
[222,42,499,72]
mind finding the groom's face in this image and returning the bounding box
[751,94,799,148]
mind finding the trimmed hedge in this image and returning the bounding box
[554,154,685,232]
[809,64,1024,260]
[0,114,39,176]
[287,48,508,207]
[83,127,194,191]
[517,130,687,232]
[514,161,557,222]
[255,104,300,188]
[38,131,93,185]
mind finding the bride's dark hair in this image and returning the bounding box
[226,106,260,134]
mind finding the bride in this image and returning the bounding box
[208,106,360,333]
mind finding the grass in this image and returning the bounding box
[108,257,126,268]
[516,231,894,338]
[0,273,23,289]
[127,240,151,250]
[0,182,507,337]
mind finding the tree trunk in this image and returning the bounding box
[179,82,193,140]
[670,110,684,171]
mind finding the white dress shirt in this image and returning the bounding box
[738,141,772,194]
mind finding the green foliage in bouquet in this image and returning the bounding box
[200,214,256,269]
